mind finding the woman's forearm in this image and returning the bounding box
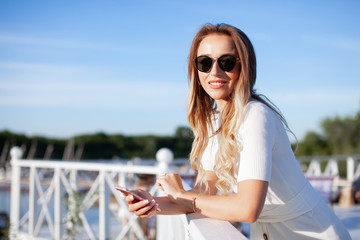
[154,173,267,222]
[177,192,254,222]
[152,191,238,220]
[154,196,193,215]
[174,180,268,222]
[153,187,202,215]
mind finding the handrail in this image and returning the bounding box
[10,146,247,240]
[12,158,161,174]
[298,156,360,182]
[9,147,175,240]
[9,146,358,240]
[180,213,248,240]
[298,156,360,204]
[180,181,247,239]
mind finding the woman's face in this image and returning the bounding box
[196,33,240,110]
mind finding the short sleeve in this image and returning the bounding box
[237,102,275,182]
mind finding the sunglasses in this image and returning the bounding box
[194,54,240,73]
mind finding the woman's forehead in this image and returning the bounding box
[197,34,237,56]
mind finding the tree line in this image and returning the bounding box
[0,111,359,166]
[294,111,360,156]
[0,126,193,164]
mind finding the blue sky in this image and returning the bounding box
[0,1,359,140]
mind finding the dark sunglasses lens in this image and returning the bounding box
[218,55,237,71]
[195,56,213,72]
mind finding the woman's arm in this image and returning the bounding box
[154,171,219,215]
[125,171,218,218]
[157,174,268,223]
[187,179,267,222]
[158,104,275,222]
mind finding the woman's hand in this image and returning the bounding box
[157,173,186,201]
[124,189,160,218]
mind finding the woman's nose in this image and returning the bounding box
[210,60,222,76]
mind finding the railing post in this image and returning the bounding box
[10,146,23,239]
[324,158,339,178]
[99,170,110,240]
[54,167,62,239]
[306,158,322,176]
[355,156,360,180]
[118,172,126,218]
[155,148,185,240]
[347,156,355,181]
[156,148,173,175]
[28,166,36,236]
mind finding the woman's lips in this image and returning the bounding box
[208,80,228,89]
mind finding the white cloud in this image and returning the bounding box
[0,33,163,54]
[302,35,360,52]
[0,33,114,50]
[270,89,359,106]
[0,61,81,74]
[0,79,188,109]
[0,59,189,109]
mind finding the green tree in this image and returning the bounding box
[321,112,360,155]
[173,126,194,158]
[0,126,194,161]
[296,131,328,156]
[296,111,360,156]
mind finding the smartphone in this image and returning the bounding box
[115,186,144,201]
[115,185,161,212]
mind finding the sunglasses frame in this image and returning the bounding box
[194,54,240,73]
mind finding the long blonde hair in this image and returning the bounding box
[187,23,291,194]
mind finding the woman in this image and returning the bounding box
[124,23,351,239]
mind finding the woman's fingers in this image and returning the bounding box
[156,173,185,201]
[133,199,157,216]
[139,202,159,218]
[128,199,150,213]
[125,195,134,204]
[121,188,158,218]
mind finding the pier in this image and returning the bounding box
[2,147,360,239]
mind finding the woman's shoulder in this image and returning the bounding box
[244,100,276,119]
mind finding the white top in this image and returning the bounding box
[201,101,350,240]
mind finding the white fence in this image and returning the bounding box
[9,146,247,240]
[9,145,360,240]
[299,155,360,204]
[299,155,360,186]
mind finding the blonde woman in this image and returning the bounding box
[123,23,351,239]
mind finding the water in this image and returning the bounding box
[0,184,29,218]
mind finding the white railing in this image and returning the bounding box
[180,213,248,240]
[298,155,360,204]
[9,147,173,240]
[158,212,247,240]
[9,146,247,240]
[13,147,360,240]
[157,181,248,240]
[298,155,360,186]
